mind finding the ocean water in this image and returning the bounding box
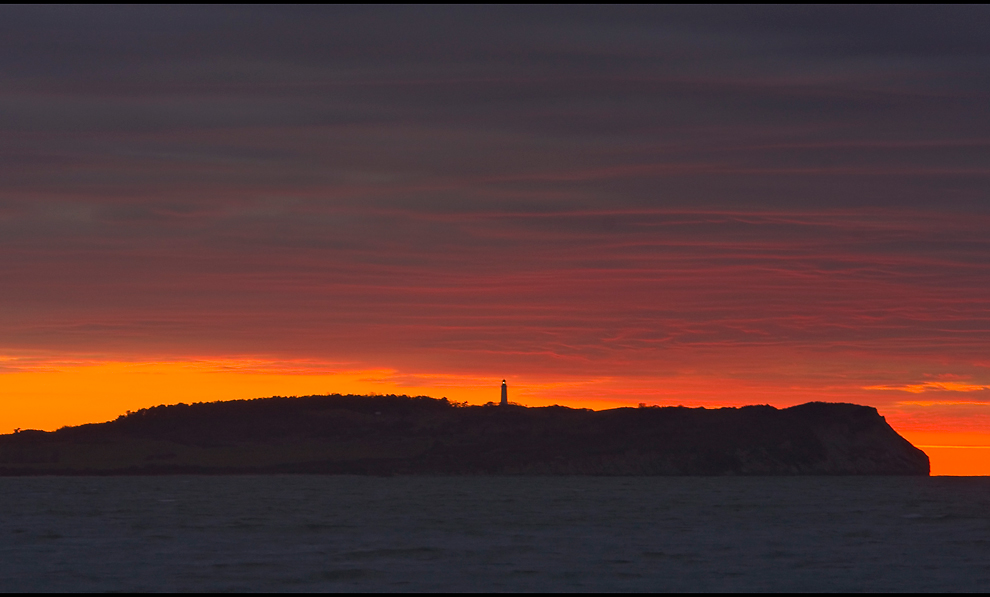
[0,476,988,592]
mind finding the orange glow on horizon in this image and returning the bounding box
[1,358,986,476]
[0,360,501,431]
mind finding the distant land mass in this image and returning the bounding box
[0,395,929,476]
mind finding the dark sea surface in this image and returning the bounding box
[0,476,988,592]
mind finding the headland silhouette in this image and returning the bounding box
[0,394,929,475]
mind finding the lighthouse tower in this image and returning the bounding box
[500,379,508,406]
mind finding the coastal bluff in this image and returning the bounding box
[0,395,929,476]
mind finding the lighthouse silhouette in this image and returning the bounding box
[500,379,508,406]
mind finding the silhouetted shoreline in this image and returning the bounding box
[0,395,929,476]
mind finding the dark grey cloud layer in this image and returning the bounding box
[2,6,988,210]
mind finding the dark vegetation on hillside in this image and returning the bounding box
[0,394,929,475]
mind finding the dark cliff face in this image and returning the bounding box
[0,396,929,475]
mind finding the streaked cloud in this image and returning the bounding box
[867,383,990,394]
[1,7,989,465]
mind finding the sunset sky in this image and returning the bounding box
[2,6,989,474]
